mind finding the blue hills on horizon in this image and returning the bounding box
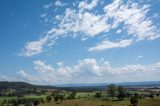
[55,81,160,87]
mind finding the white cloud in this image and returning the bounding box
[40,13,47,18]
[19,37,48,56]
[57,62,64,66]
[20,0,160,56]
[44,3,53,9]
[88,39,133,51]
[80,12,109,37]
[78,0,98,11]
[50,8,110,38]
[33,60,55,73]
[19,35,56,56]
[0,75,17,82]
[116,29,122,34]
[14,59,160,84]
[135,55,144,61]
[74,58,102,76]
[55,1,66,7]
[2,58,160,84]
[17,70,35,82]
[104,0,159,40]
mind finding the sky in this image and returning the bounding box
[0,0,160,85]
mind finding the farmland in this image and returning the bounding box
[0,93,160,106]
[0,81,160,106]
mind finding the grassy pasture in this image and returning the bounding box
[76,92,95,98]
[0,93,160,106]
[39,97,160,106]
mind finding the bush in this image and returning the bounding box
[117,86,125,100]
[3,99,7,104]
[156,93,160,96]
[67,92,76,99]
[130,94,139,106]
[95,92,102,98]
[46,95,52,102]
[59,94,65,102]
[33,100,40,106]
[149,94,154,98]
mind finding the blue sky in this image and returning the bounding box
[0,0,160,85]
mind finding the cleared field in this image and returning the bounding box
[39,97,160,106]
[0,96,17,104]
[75,92,95,98]
[0,95,45,104]
[1,94,160,106]
[24,95,46,98]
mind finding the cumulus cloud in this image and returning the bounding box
[33,60,55,73]
[74,58,102,76]
[88,39,133,51]
[17,70,35,82]
[0,75,18,82]
[13,59,160,84]
[116,29,122,34]
[57,62,64,66]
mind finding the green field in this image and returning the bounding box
[75,92,95,98]
[1,93,160,106]
[39,97,160,106]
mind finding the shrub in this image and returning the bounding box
[149,94,154,98]
[95,92,102,98]
[46,96,52,102]
[3,99,7,104]
[67,92,76,99]
[130,94,139,106]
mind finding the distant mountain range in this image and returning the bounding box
[0,81,160,90]
[55,81,160,87]
[0,81,56,89]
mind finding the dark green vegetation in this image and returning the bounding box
[0,81,160,106]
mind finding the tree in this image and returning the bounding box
[33,100,40,106]
[107,84,116,99]
[46,96,52,103]
[156,93,159,96]
[67,92,76,99]
[3,99,7,104]
[51,91,59,98]
[130,93,139,106]
[149,94,154,98]
[54,95,59,102]
[59,94,65,102]
[95,92,102,98]
[117,86,125,100]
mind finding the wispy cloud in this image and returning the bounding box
[104,0,159,40]
[88,39,133,51]
[19,37,48,56]
[19,0,159,56]
[55,1,66,7]
[78,0,98,11]
[44,3,53,9]
[135,55,144,61]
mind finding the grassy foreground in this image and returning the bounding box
[39,97,160,106]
